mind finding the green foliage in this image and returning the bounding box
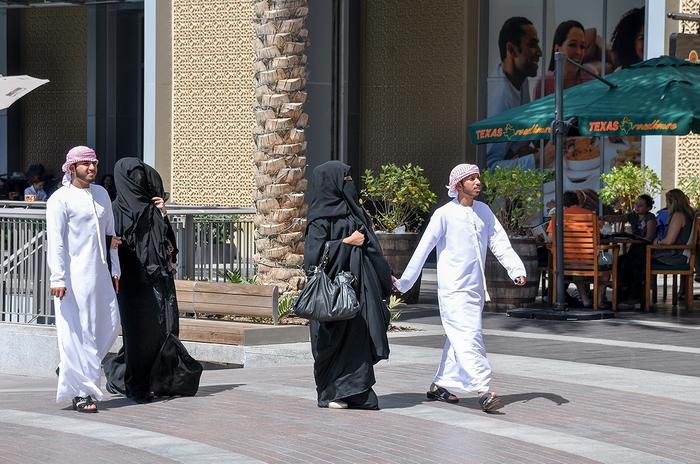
[599,162,662,213]
[360,164,437,232]
[277,293,296,321]
[480,167,549,236]
[220,269,254,284]
[679,176,700,209]
[388,294,404,323]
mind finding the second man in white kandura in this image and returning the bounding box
[393,163,526,412]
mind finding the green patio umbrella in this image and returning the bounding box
[469,56,700,144]
[469,54,700,317]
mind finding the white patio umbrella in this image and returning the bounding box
[0,75,50,110]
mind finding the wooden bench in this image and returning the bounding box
[175,280,307,345]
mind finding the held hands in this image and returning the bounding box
[152,197,167,217]
[391,275,400,293]
[110,236,122,249]
[342,230,365,247]
[514,276,526,286]
[113,276,120,294]
[50,287,66,300]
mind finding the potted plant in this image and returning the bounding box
[679,175,700,210]
[360,163,437,303]
[599,162,662,214]
[480,166,550,310]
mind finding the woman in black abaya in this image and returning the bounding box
[304,161,392,410]
[104,158,202,402]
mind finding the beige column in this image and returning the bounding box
[171,0,256,207]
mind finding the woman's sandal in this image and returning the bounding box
[426,385,459,404]
[478,392,502,412]
[72,396,98,413]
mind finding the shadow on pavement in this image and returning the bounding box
[86,383,242,410]
[378,391,569,412]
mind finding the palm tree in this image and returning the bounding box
[252,0,309,292]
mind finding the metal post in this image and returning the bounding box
[554,52,566,311]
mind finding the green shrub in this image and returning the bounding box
[599,162,661,213]
[360,164,437,232]
[679,176,700,209]
[480,167,549,236]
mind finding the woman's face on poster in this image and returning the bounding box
[556,27,586,64]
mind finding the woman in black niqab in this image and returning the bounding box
[304,161,392,410]
[104,157,202,402]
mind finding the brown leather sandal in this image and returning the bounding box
[478,392,502,412]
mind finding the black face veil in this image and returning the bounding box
[306,161,392,297]
[113,157,175,280]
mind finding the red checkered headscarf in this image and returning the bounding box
[62,146,98,174]
[446,163,480,198]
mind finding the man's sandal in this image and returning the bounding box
[72,396,98,413]
[478,392,502,412]
[426,386,459,404]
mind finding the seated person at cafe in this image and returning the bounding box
[653,189,695,266]
[547,190,605,308]
[602,194,656,241]
[23,176,48,201]
[617,190,694,303]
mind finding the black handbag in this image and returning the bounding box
[293,242,360,321]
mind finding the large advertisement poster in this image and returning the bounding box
[485,0,645,211]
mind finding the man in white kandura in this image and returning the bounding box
[393,164,526,412]
[47,146,121,413]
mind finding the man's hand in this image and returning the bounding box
[342,230,365,246]
[112,276,120,294]
[152,197,167,216]
[111,236,122,249]
[51,287,66,300]
[514,276,526,286]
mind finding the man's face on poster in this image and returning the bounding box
[512,24,541,77]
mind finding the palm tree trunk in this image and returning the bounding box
[252,0,309,292]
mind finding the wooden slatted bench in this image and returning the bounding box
[175,280,308,346]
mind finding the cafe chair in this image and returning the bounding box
[644,215,700,312]
[550,213,620,311]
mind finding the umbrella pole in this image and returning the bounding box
[554,52,566,310]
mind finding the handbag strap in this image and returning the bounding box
[318,241,331,271]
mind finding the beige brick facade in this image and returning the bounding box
[171,0,256,207]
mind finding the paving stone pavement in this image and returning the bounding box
[2,275,700,463]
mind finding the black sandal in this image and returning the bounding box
[426,386,459,404]
[72,396,98,413]
[478,392,502,412]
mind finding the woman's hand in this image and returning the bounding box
[110,236,122,249]
[152,197,167,217]
[342,230,365,246]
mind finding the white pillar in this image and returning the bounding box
[0,9,7,175]
[143,0,156,167]
[142,0,171,192]
[643,0,665,208]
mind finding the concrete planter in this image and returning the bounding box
[376,231,421,304]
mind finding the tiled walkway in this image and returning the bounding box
[2,279,700,463]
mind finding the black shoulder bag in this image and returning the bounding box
[293,242,360,321]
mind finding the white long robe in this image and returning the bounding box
[395,199,525,394]
[46,184,121,402]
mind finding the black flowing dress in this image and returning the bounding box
[303,161,392,409]
[104,158,202,402]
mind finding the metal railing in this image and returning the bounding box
[0,201,256,325]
